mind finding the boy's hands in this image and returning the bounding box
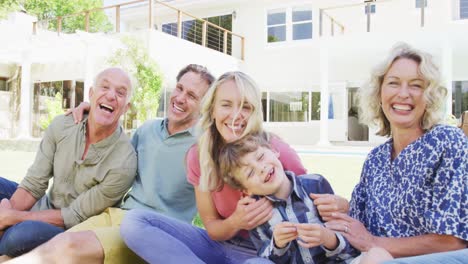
[295,223,338,250]
[273,222,338,250]
[273,222,298,248]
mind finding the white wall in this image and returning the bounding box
[0,64,13,77]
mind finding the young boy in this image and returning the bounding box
[218,134,359,263]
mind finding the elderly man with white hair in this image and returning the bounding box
[0,68,137,259]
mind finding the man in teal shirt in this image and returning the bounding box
[8,64,215,264]
[0,68,137,259]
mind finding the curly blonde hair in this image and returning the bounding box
[358,43,447,137]
[197,71,267,192]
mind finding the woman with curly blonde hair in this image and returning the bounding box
[326,43,467,262]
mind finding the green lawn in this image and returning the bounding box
[0,150,367,228]
[300,154,365,200]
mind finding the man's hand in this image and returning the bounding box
[296,223,337,250]
[309,193,349,221]
[325,212,376,252]
[273,222,298,248]
[0,198,12,209]
[65,102,90,124]
[0,203,19,230]
[0,198,14,234]
[230,196,273,231]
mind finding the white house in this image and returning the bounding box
[1,0,467,145]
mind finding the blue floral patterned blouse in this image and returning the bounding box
[350,125,467,240]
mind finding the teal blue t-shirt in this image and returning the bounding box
[121,118,197,223]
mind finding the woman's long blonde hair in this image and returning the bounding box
[197,71,266,192]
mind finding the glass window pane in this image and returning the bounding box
[328,92,343,120]
[292,9,312,22]
[262,92,267,122]
[311,92,321,120]
[267,11,286,25]
[162,23,177,36]
[0,79,7,91]
[452,81,468,118]
[267,25,286,42]
[415,0,427,8]
[461,0,468,19]
[293,23,312,40]
[365,4,376,14]
[157,89,171,118]
[269,92,309,122]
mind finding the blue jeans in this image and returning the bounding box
[384,249,468,264]
[120,209,273,264]
[0,177,65,257]
[0,177,18,201]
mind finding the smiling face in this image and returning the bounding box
[167,71,210,134]
[381,58,428,133]
[233,146,288,197]
[88,68,131,132]
[212,80,253,143]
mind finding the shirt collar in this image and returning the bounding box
[79,115,123,165]
[257,171,305,204]
[161,118,196,138]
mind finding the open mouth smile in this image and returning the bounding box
[391,103,413,111]
[264,168,275,183]
[99,103,114,113]
[173,103,185,113]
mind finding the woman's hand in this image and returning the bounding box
[230,196,273,231]
[309,193,349,221]
[325,212,376,252]
[65,102,90,124]
[273,222,298,248]
[296,223,337,250]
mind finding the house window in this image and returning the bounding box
[267,9,286,43]
[0,78,7,91]
[269,92,309,122]
[292,7,312,40]
[364,4,376,14]
[267,7,312,43]
[311,92,321,120]
[461,0,468,19]
[452,81,468,118]
[157,88,171,118]
[415,0,428,8]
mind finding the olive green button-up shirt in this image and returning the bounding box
[19,115,137,229]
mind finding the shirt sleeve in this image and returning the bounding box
[424,128,467,240]
[269,135,307,175]
[186,145,201,186]
[19,115,62,200]
[61,163,137,228]
[349,158,369,224]
[321,232,360,261]
[131,126,139,150]
[249,225,292,264]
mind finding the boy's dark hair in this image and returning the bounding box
[218,133,271,190]
[176,64,215,85]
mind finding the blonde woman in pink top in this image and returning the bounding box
[120,72,348,263]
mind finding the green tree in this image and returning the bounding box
[108,36,163,127]
[0,0,112,33]
[39,92,63,130]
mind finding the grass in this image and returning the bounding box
[0,150,367,228]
